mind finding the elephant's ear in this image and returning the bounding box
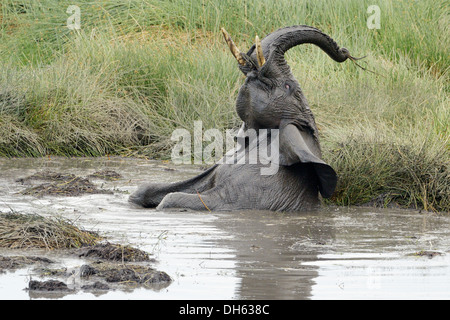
[279,124,337,198]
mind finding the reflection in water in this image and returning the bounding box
[0,157,449,299]
[213,211,334,299]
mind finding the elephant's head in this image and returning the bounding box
[222,26,357,198]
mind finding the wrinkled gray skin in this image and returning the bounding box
[130,25,354,211]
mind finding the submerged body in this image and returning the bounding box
[130,162,320,211]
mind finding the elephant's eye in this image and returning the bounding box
[284,80,295,94]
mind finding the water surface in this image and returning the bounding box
[0,157,449,299]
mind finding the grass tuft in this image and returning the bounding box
[0,212,102,250]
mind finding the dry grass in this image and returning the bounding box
[111,25,217,48]
[0,212,102,250]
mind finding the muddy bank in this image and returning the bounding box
[0,212,171,296]
[25,254,171,294]
[0,241,172,296]
[0,167,172,297]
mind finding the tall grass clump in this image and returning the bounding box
[323,124,449,212]
[0,0,448,211]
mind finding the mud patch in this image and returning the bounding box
[16,170,117,197]
[0,255,53,273]
[88,170,123,181]
[81,281,110,291]
[21,177,113,197]
[24,257,171,294]
[81,261,171,287]
[27,261,172,294]
[16,171,77,184]
[28,279,71,292]
[73,243,170,290]
[78,242,152,262]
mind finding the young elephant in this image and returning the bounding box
[130,25,357,211]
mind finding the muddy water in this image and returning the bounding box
[0,157,449,300]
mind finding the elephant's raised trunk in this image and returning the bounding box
[260,25,352,64]
[222,25,357,76]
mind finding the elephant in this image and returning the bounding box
[129,25,358,211]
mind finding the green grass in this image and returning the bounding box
[0,0,448,211]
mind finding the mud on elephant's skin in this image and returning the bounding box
[130,25,358,212]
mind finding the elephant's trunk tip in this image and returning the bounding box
[342,50,383,77]
[339,47,366,62]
